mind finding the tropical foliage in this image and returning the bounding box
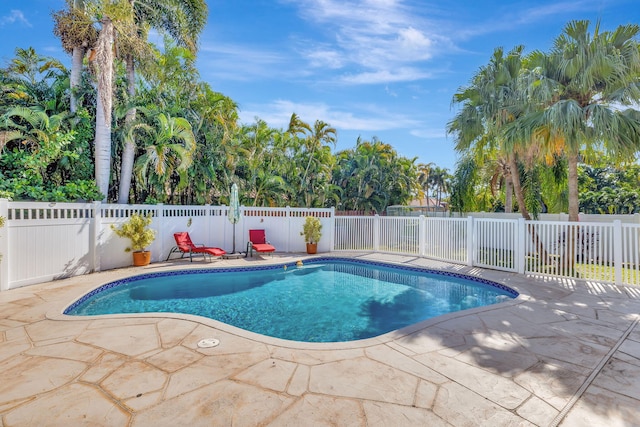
[332,137,418,213]
[449,20,640,219]
[579,160,640,214]
[5,12,637,218]
[0,34,421,211]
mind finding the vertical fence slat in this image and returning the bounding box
[614,220,622,285]
[0,199,8,291]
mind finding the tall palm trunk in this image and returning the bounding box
[563,150,581,275]
[94,17,114,201]
[117,54,137,204]
[504,167,513,213]
[567,151,580,222]
[95,88,111,201]
[425,184,430,214]
[68,0,87,113]
[69,46,84,113]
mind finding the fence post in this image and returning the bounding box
[329,207,336,252]
[156,204,165,262]
[0,199,9,291]
[516,218,526,274]
[613,220,623,285]
[373,214,380,252]
[90,201,102,273]
[204,204,211,246]
[466,216,474,267]
[286,206,292,253]
[419,215,426,257]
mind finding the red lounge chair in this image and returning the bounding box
[246,229,276,257]
[167,232,226,262]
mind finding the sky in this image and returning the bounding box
[0,0,639,172]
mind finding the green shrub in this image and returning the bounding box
[111,213,156,252]
[301,216,322,244]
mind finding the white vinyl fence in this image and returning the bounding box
[2,198,639,291]
[334,215,640,287]
[0,199,333,290]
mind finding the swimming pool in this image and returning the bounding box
[65,258,518,342]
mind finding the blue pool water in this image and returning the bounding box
[65,258,517,342]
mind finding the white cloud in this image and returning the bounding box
[410,128,447,139]
[341,67,433,85]
[398,27,433,52]
[305,47,344,69]
[0,10,31,27]
[238,99,421,132]
[281,0,450,84]
[198,42,288,81]
[455,0,602,40]
[515,0,595,24]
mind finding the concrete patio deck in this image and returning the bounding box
[1,252,639,426]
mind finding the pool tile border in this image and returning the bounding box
[64,257,518,315]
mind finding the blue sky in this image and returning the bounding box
[1,0,639,171]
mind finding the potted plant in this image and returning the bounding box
[112,213,156,266]
[301,216,322,254]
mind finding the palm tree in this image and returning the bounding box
[417,162,433,212]
[0,106,73,186]
[287,112,312,138]
[117,0,207,204]
[186,87,239,204]
[332,137,415,213]
[1,47,68,112]
[429,166,451,214]
[91,7,118,201]
[449,46,537,219]
[513,20,640,221]
[449,45,559,265]
[52,0,97,113]
[287,117,337,207]
[133,112,196,202]
[54,0,207,202]
[54,0,135,201]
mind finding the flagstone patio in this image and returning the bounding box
[1,253,639,426]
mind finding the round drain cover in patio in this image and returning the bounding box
[197,338,220,348]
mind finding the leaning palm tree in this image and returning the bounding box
[287,112,312,138]
[449,46,537,219]
[450,45,557,265]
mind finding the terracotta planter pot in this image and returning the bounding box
[132,251,151,266]
[306,243,318,254]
